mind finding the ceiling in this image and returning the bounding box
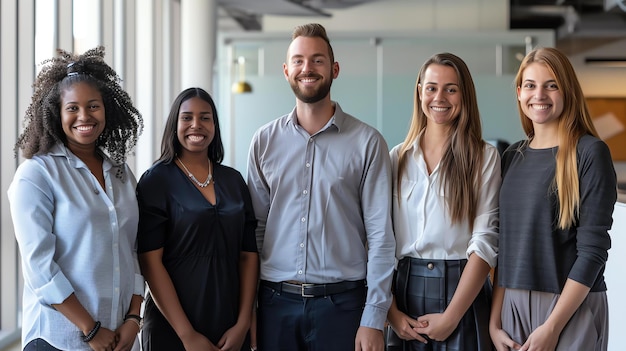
[216,0,626,56]
[216,0,380,31]
[510,0,626,55]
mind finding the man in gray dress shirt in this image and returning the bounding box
[247,23,396,351]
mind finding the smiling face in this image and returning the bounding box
[60,81,106,153]
[176,96,215,156]
[284,36,339,104]
[517,62,564,129]
[419,63,462,128]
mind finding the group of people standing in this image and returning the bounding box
[7,22,616,351]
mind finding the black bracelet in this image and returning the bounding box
[81,321,101,343]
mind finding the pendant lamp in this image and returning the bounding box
[232,56,252,93]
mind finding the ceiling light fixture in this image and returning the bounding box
[232,56,252,93]
[585,57,626,68]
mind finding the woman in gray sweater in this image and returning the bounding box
[490,47,617,351]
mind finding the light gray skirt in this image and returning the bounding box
[501,288,608,351]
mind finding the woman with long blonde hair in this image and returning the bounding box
[387,52,500,351]
[489,47,617,351]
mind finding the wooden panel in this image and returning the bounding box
[587,98,626,161]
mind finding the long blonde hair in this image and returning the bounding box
[515,47,599,229]
[396,53,485,229]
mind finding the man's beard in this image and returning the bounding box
[289,73,333,104]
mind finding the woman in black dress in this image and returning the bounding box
[137,87,258,351]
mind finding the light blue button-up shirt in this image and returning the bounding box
[247,102,396,330]
[8,143,144,350]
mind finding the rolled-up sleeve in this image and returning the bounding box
[467,146,501,268]
[247,131,271,253]
[8,161,74,305]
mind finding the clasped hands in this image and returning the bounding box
[388,310,459,344]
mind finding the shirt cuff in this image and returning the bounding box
[39,271,74,305]
[360,305,387,331]
[467,237,498,268]
[569,256,605,288]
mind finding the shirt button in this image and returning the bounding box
[427,263,434,270]
[301,217,306,222]
[302,190,308,195]
[306,162,311,168]
[300,243,304,248]
[298,270,303,275]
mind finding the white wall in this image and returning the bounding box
[606,202,626,351]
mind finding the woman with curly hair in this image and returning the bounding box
[8,46,144,351]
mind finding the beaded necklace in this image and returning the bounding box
[176,156,212,188]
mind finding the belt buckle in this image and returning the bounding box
[301,283,315,297]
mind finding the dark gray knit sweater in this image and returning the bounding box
[498,135,617,293]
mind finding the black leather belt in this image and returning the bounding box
[261,280,366,298]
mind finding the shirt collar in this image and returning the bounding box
[286,101,346,133]
[49,142,114,172]
[407,137,423,157]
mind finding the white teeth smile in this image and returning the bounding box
[532,104,551,110]
[187,135,205,142]
[431,107,448,112]
[301,78,316,83]
[75,125,94,132]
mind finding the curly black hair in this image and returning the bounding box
[15,46,143,165]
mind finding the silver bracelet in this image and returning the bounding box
[123,314,143,330]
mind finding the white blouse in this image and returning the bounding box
[390,141,501,267]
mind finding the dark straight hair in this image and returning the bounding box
[156,87,224,165]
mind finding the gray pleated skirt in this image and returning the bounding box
[501,288,608,351]
[387,257,494,351]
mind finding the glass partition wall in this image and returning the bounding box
[217,30,555,173]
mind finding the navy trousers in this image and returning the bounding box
[257,282,367,351]
[23,339,61,351]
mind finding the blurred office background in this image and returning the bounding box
[1,1,625,350]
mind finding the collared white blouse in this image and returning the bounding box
[390,141,501,267]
